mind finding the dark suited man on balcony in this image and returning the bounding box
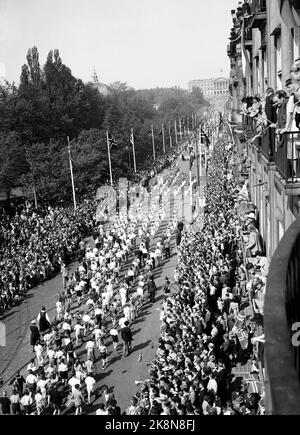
[270,90,288,151]
[264,88,277,159]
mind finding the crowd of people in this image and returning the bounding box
[241,59,300,178]
[127,123,266,416]
[0,159,181,415]
[0,201,95,316]
[0,119,269,416]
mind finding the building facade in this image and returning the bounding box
[228,0,300,258]
[228,0,300,414]
[188,78,230,97]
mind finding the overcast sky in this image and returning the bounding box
[0,0,239,89]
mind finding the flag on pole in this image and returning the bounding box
[130,130,135,145]
[130,128,137,173]
[236,329,249,350]
[108,133,117,149]
[244,373,263,395]
[201,128,211,145]
[235,312,246,330]
[189,145,195,170]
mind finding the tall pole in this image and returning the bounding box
[106,131,113,186]
[168,121,172,148]
[131,128,137,173]
[174,120,178,145]
[187,117,190,136]
[151,124,156,160]
[67,136,77,212]
[162,123,166,154]
[196,134,200,186]
[27,155,38,209]
[179,118,183,140]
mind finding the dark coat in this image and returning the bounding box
[147,280,157,294]
[121,326,132,343]
[30,325,40,346]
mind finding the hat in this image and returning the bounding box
[41,307,46,312]
[31,320,36,324]
[247,212,255,219]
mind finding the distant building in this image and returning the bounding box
[188,78,230,97]
[89,69,109,96]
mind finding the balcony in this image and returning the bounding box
[274,132,300,196]
[248,0,267,29]
[265,218,300,414]
[242,116,300,195]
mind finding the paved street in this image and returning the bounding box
[0,153,206,414]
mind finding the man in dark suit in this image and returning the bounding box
[121,321,133,357]
[270,90,288,150]
[264,88,277,159]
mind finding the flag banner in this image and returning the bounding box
[244,373,263,395]
[236,329,248,350]
[201,128,211,145]
[235,312,246,329]
[189,145,195,170]
[130,131,135,145]
[108,133,117,149]
[231,362,252,377]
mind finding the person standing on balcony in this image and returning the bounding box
[286,78,300,179]
[264,88,276,159]
[270,90,288,151]
[245,224,264,258]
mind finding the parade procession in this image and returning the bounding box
[1,0,300,422]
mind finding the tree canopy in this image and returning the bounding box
[0,46,209,208]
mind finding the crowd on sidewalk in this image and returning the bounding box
[0,168,179,415]
[0,200,95,315]
[0,145,184,318]
[127,125,266,416]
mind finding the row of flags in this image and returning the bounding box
[107,121,194,150]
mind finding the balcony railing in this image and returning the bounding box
[265,217,300,415]
[274,132,300,183]
[242,116,300,185]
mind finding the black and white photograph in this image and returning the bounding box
[0,0,299,421]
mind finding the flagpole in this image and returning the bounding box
[151,125,156,160]
[174,120,178,145]
[169,122,172,148]
[189,148,193,220]
[196,135,200,186]
[131,128,137,173]
[27,154,38,209]
[162,123,166,154]
[179,118,183,140]
[67,136,77,212]
[199,141,202,178]
[106,131,113,186]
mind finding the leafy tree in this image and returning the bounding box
[0,132,28,206]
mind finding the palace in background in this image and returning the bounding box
[188,78,230,97]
